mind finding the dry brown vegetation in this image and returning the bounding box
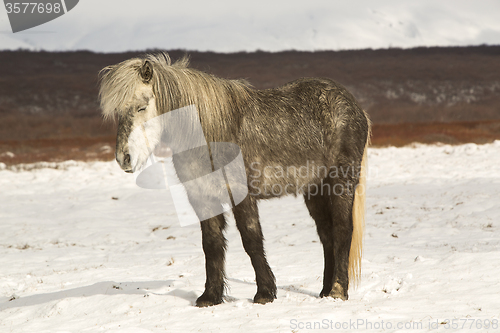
[1,46,499,166]
[371,119,500,147]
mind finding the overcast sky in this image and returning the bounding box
[1,0,500,52]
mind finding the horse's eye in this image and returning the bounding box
[138,106,147,112]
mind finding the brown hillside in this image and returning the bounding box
[1,47,499,165]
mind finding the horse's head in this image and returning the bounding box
[99,59,160,173]
[99,52,248,174]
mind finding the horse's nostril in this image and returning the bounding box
[124,154,131,165]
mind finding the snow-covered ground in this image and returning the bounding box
[1,142,500,332]
[1,0,500,52]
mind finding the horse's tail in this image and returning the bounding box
[349,121,370,288]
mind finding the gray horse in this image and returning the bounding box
[99,53,370,307]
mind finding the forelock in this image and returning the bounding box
[98,58,143,121]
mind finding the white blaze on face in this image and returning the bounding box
[127,84,161,172]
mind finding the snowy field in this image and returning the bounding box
[1,142,500,332]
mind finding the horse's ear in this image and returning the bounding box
[140,60,153,83]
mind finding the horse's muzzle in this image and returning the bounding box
[116,151,133,173]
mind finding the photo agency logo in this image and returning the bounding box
[129,105,248,227]
[4,0,78,33]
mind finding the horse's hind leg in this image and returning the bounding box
[328,177,355,300]
[233,196,276,304]
[304,178,353,300]
[304,189,335,298]
[196,214,227,307]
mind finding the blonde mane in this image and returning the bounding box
[99,53,252,141]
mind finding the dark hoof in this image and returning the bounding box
[320,283,348,300]
[196,292,223,307]
[253,291,276,305]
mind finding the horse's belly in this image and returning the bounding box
[247,160,327,198]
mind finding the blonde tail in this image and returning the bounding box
[348,135,369,288]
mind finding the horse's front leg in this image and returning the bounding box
[196,214,227,307]
[233,196,276,304]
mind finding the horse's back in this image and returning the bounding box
[241,76,367,154]
[239,77,368,198]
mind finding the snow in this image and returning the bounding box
[1,0,500,52]
[1,142,500,332]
